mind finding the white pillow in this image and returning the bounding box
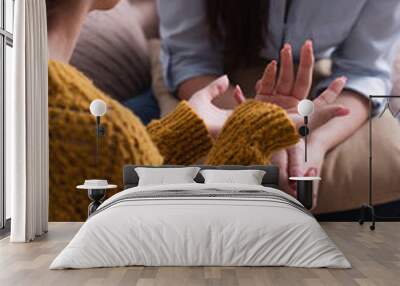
[200,169,266,185]
[135,167,200,186]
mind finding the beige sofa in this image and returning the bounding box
[70,0,400,215]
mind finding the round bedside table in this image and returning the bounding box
[77,180,117,217]
[289,177,321,210]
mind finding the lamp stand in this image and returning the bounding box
[298,116,310,162]
[95,116,105,166]
[359,99,376,230]
[359,95,400,231]
[304,116,308,162]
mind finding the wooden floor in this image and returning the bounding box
[0,222,399,286]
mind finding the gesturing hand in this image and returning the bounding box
[234,59,350,132]
[269,77,350,198]
[188,75,235,138]
[234,40,350,127]
[233,40,352,203]
[255,40,314,109]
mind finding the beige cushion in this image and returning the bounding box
[315,112,400,214]
[71,0,153,102]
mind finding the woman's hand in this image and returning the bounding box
[235,41,350,130]
[271,141,318,198]
[237,40,351,205]
[288,77,350,129]
[188,75,235,137]
[235,61,351,132]
[304,140,325,209]
[236,76,349,202]
[255,41,314,110]
[265,73,349,203]
[271,138,321,207]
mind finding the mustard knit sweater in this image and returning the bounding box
[49,60,299,221]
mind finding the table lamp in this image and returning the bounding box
[89,99,107,165]
[288,99,321,210]
[297,99,314,162]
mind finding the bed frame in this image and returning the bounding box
[123,165,280,190]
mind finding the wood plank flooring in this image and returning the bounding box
[0,222,399,286]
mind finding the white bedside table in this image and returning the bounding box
[77,180,117,216]
[289,177,321,210]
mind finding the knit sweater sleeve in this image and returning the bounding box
[147,101,213,165]
[206,100,300,165]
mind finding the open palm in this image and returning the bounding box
[188,75,234,138]
[249,40,350,202]
[254,40,348,117]
[255,41,314,110]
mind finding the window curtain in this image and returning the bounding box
[8,0,48,242]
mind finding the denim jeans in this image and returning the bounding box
[122,88,160,125]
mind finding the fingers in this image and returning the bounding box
[287,142,305,178]
[255,80,261,93]
[204,75,230,100]
[233,85,246,104]
[305,167,317,177]
[304,167,319,210]
[287,142,305,195]
[292,40,314,100]
[276,44,295,96]
[258,60,277,95]
[271,150,295,197]
[333,106,350,116]
[216,86,242,117]
[304,76,349,130]
[308,104,350,130]
[315,76,347,107]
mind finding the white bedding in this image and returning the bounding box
[50,183,350,269]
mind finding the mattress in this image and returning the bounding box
[50,183,350,269]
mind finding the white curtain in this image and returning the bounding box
[8,0,49,242]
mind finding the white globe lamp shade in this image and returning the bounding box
[298,99,314,117]
[90,99,107,117]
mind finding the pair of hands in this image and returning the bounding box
[252,41,350,206]
[188,41,350,205]
[189,41,348,135]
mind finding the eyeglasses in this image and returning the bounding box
[379,97,400,118]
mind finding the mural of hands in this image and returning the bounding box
[234,40,351,202]
[187,75,241,138]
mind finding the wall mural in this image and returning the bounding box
[47,0,400,222]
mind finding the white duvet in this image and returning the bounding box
[50,183,350,269]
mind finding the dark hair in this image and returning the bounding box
[206,0,268,71]
[45,0,62,17]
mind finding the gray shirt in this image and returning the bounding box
[158,0,400,111]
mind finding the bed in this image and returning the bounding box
[50,165,350,269]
